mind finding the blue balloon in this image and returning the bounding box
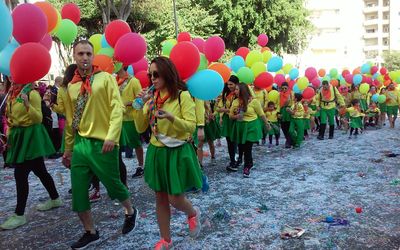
[353,74,362,85]
[225,62,231,69]
[0,42,18,76]
[101,35,111,48]
[187,69,224,101]
[0,2,12,52]
[230,56,245,73]
[361,63,371,74]
[293,84,302,94]
[372,73,379,79]
[371,94,379,103]
[289,68,299,80]
[127,65,134,76]
[267,56,283,72]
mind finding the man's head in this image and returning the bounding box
[54,76,63,87]
[322,80,330,90]
[73,40,94,72]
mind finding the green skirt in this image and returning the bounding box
[204,119,221,141]
[303,118,311,130]
[6,124,56,164]
[120,120,141,148]
[379,103,387,113]
[258,117,268,135]
[350,116,363,128]
[310,104,320,117]
[231,119,262,144]
[221,114,234,138]
[360,99,367,111]
[268,121,280,135]
[144,143,203,195]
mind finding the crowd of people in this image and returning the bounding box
[0,39,399,250]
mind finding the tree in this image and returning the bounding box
[383,51,400,71]
[95,0,132,28]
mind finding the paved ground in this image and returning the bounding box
[0,126,399,250]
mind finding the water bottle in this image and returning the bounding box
[132,85,154,110]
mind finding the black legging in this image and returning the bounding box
[281,121,292,145]
[14,157,59,215]
[238,142,253,167]
[226,137,236,163]
[92,149,127,190]
[350,128,359,136]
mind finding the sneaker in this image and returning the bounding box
[243,167,250,178]
[154,238,173,250]
[132,167,144,178]
[0,214,27,230]
[188,207,201,238]
[261,139,266,145]
[71,230,100,250]
[37,197,63,211]
[89,189,101,203]
[122,207,138,234]
[226,161,238,172]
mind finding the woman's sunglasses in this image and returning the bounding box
[147,71,160,80]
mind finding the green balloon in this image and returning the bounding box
[378,95,386,104]
[98,47,115,57]
[113,62,123,73]
[197,53,208,71]
[162,41,174,56]
[330,68,338,78]
[56,19,78,45]
[237,67,254,84]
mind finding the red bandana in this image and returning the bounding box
[70,66,101,94]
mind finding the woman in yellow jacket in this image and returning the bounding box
[0,82,61,230]
[134,57,202,250]
[287,93,305,148]
[229,83,270,177]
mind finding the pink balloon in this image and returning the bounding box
[130,57,148,73]
[344,74,353,84]
[305,67,317,81]
[311,78,321,88]
[274,74,286,86]
[40,34,53,51]
[192,38,205,53]
[302,87,315,99]
[370,66,378,75]
[372,79,379,86]
[288,80,295,89]
[257,34,269,47]
[114,33,147,66]
[236,47,250,59]
[204,36,225,62]
[61,3,81,25]
[177,32,191,42]
[365,77,372,84]
[12,4,47,44]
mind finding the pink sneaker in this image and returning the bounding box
[89,189,101,203]
[154,238,173,250]
[187,206,201,238]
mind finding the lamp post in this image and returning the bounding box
[173,0,179,38]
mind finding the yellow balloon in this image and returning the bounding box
[89,34,102,54]
[359,83,370,94]
[51,9,62,35]
[246,50,263,67]
[251,61,266,77]
[276,69,284,75]
[268,90,279,102]
[262,50,272,63]
[282,64,293,75]
[297,77,309,90]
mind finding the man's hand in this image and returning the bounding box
[62,151,72,168]
[102,140,115,153]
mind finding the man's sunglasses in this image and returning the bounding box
[147,71,160,80]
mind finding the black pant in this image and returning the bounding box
[350,128,359,136]
[226,137,236,163]
[50,128,61,152]
[14,157,59,215]
[238,142,253,167]
[92,149,127,189]
[281,121,292,145]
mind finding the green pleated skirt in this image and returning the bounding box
[258,117,268,135]
[204,119,221,141]
[268,121,280,135]
[220,114,234,138]
[350,116,363,128]
[120,120,141,148]
[144,143,203,195]
[303,118,311,130]
[231,119,262,144]
[6,124,56,164]
[379,103,387,113]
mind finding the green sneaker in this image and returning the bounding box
[37,198,63,211]
[0,214,27,230]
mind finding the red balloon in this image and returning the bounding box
[380,67,387,75]
[131,58,148,73]
[236,47,250,59]
[257,34,269,47]
[12,4,47,44]
[288,80,295,90]
[61,3,81,25]
[40,34,52,51]
[192,38,205,53]
[302,87,315,99]
[370,66,378,75]
[274,74,286,86]
[10,43,51,84]
[93,54,114,74]
[342,69,350,77]
[177,32,191,42]
[344,74,353,84]
[135,71,150,88]
[170,41,200,79]
[305,67,317,81]
[204,36,225,62]
[105,20,131,48]
[311,78,321,88]
[114,32,147,66]
[254,72,273,89]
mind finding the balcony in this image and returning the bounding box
[364,19,379,26]
[364,45,380,51]
[364,32,378,39]
[382,19,389,25]
[382,32,389,38]
[363,6,379,13]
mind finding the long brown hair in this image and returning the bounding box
[237,83,251,112]
[62,64,77,88]
[150,56,187,100]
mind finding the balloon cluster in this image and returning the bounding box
[0,1,81,84]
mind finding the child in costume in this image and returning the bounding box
[302,100,315,140]
[278,82,294,148]
[265,101,280,147]
[378,87,387,126]
[364,102,381,128]
[347,99,365,139]
[253,85,268,145]
[287,93,305,148]
[384,82,400,128]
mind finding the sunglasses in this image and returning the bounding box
[147,71,160,80]
[281,87,288,90]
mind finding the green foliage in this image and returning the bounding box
[383,51,400,71]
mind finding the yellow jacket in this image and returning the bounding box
[194,98,205,126]
[366,107,380,115]
[385,89,400,106]
[6,89,42,128]
[303,107,316,119]
[290,102,304,119]
[119,77,142,121]
[346,107,365,117]
[265,110,278,122]
[316,85,345,109]
[216,93,236,115]
[352,90,367,101]
[254,89,268,111]
[229,98,265,122]
[64,72,124,151]
[52,87,67,115]
[135,90,196,147]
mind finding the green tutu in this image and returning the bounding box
[220,114,234,138]
[303,118,311,130]
[350,116,363,128]
[268,121,280,135]
[310,104,320,117]
[120,120,141,148]
[6,124,56,164]
[379,103,387,113]
[231,119,262,144]
[144,143,203,195]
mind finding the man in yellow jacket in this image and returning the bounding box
[62,40,138,249]
[315,80,345,140]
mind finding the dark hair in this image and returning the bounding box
[267,101,275,107]
[281,82,289,87]
[228,75,239,84]
[237,83,251,112]
[322,80,329,85]
[351,99,359,106]
[123,66,129,71]
[73,40,94,52]
[379,87,386,94]
[294,93,303,102]
[222,75,239,105]
[62,64,78,87]
[4,76,11,92]
[150,56,186,100]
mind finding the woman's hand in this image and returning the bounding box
[137,88,152,103]
[156,109,174,122]
[20,94,29,108]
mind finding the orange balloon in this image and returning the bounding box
[353,67,361,75]
[93,55,114,74]
[261,47,271,52]
[34,2,58,33]
[266,85,273,92]
[208,63,231,83]
[330,79,338,87]
[383,79,391,87]
[318,69,326,77]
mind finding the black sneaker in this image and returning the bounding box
[243,167,250,178]
[226,161,238,172]
[71,231,100,249]
[122,207,138,234]
[132,167,144,178]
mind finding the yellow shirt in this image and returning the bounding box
[254,89,268,111]
[342,93,352,107]
[352,90,367,101]
[229,98,265,122]
[265,110,278,122]
[194,98,205,126]
[6,90,42,128]
[64,72,124,151]
[52,87,67,115]
[316,86,345,109]
[385,90,400,106]
[216,93,236,115]
[290,102,304,119]
[303,107,315,119]
[366,107,380,115]
[346,107,365,117]
[135,90,196,147]
[119,77,142,121]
